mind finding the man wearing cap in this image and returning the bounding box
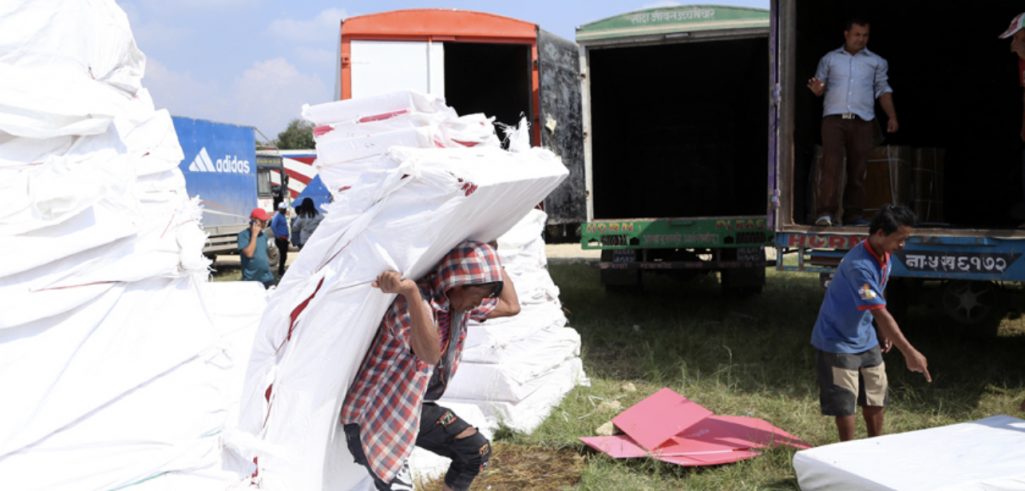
[270,202,291,277]
[238,208,275,287]
[1000,12,1025,230]
[341,241,520,491]
[808,17,899,228]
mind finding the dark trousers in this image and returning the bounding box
[344,402,490,491]
[274,238,289,277]
[818,116,877,221]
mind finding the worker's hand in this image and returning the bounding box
[903,348,931,383]
[251,220,264,233]
[807,77,825,96]
[878,333,893,354]
[373,271,417,296]
[886,117,899,133]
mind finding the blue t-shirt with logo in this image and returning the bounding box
[811,241,890,353]
[238,228,275,286]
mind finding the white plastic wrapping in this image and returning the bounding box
[793,415,1025,491]
[233,94,568,490]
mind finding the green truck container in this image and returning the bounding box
[577,5,773,294]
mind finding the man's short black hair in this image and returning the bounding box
[845,17,870,31]
[869,205,916,235]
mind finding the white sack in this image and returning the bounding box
[794,415,1025,491]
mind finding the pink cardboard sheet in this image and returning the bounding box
[581,388,810,469]
[610,388,714,451]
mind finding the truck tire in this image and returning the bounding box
[940,280,1006,337]
[720,248,766,297]
[599,249,641,291]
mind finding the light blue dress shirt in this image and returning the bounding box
[815,46,893,121]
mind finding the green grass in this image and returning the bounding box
[492,263,1025,490]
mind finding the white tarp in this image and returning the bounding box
[793,415,1025,491]
[233,93,568,490]
[0,1,266,489]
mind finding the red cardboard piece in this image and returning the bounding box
[611,388,714,451]
[678,415,811,450]
[656,449,761,467]
[579,435,648,459]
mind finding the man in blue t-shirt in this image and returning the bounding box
[238,208,276,288]
[811,205,930,441]
[270,202,291,277]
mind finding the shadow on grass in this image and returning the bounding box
[550,263,1025,421]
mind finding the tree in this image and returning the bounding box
[276,119,315,149]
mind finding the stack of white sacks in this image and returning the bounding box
[0,1,265,489]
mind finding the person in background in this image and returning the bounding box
[810,205,930,442]
[238,208,275,288]
[808,17,899,227]
[340,241,520,491]
[1000,12,1025,231]
[291,197,323,250]
[999,11,1025,410]
[270,202,290,277]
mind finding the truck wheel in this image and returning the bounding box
[940,281,1006,336]
[599,249,641,291]
[720,248,766,297]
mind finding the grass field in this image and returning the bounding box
[476,263,1025,490]
[213,259,1025,489]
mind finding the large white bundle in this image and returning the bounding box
[794,415,1025,491]
[0,1,265,489]
[446,327,581,402]
[443,358,587,434]
[233,94,568,490]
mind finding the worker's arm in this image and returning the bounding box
[879,92,899,133]
[870,307,930,382]
[241,224,260,258]
[487,268,521,319]
[375,271,441,365]
[1020,89,1025,142]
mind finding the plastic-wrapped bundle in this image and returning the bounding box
[232,93,568,490]
[0,1,265,489]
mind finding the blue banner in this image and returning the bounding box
[173,117,257,229]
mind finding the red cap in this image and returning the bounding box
[250,208,270,221]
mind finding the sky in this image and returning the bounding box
[117,0,768,140]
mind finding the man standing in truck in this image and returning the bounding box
[811,205,930,441]
[807,18,899,227]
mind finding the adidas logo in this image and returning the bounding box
[188,147,251,174]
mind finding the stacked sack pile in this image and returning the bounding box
[0,1,266,489]
[442,208,588,433]
[234,92,570,490]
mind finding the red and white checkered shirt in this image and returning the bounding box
[340,241,502,482]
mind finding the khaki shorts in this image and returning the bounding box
[816,346,888,416]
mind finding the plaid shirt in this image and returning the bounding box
[340,241,502,482]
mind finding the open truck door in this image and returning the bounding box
[771,0,1025,332]
[577,6,773,295]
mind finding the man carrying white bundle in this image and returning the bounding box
[340,241,520,491]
